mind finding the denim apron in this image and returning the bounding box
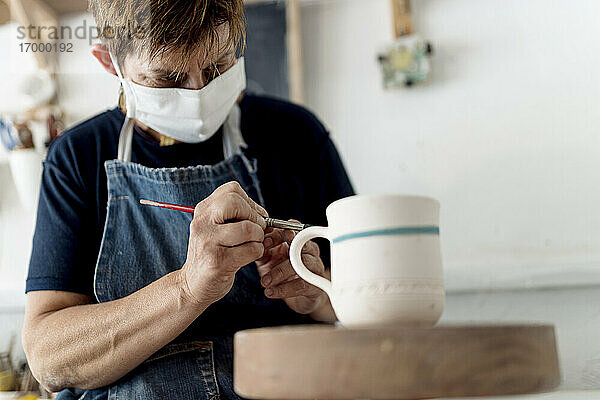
[56,106,312,400]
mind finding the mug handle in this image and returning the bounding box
[289,226,333,298]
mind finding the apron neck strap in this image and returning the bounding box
[116,104,246,162]
[117,117,135,162]
[222,104,247,159]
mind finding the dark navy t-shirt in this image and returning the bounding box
[26,94,355,299]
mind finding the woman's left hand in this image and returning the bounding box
[255,223,327,315]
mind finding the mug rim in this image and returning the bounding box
[327,193,440,212]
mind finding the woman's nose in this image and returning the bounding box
[183,74,208,90]
[183,66,220,90]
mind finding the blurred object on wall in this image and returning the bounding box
[378,34,432,88]
[45,112,63,146]
[1,106,63,152]
[0,335,51,398]
[0,370,15,391]
[244,0,304,104]
[0,337,15,392]
[0,0,9,25]
[245,1,289,100]
[1,104,63,210]
[0,69,55,115]
[391,0,412,37]
[23,105,64,149]
[9,0,59,72]
[8,147,43,210]
[0,118,21,151]
[11,122,33,149]
[378,0,433,88]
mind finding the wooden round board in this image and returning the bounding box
[233,324,560,400]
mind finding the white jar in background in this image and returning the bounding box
[7,148,43,212]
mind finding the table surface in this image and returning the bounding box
[443,392,598,399]
[234,324,560,400]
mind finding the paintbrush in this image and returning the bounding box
[139,199,311,231]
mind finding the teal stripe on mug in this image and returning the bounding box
[332,226,440,244]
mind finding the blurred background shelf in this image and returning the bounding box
[1,0,305,103]
[0,0,7,25]
[0,0,282,25]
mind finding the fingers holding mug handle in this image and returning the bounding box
[289,226,332,299]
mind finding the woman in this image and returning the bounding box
[22,1,354,398]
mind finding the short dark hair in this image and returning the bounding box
[89,0,246,73]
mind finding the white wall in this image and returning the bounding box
[54,14,120,125]
[301,0,600,290]
[0,23,36,299]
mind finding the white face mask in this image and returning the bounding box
[110,52,246,143]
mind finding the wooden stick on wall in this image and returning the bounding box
[0,0,10,25]
[9,0,59,71]
[286,0,304,104]
[391,0,412,38]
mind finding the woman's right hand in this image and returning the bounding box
[180,181,268,308]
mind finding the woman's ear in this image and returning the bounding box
[91,44,118,76]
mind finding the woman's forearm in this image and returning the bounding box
[23,270,209,392]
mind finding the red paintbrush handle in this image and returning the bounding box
[139,199,195,214]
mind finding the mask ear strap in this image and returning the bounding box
[109,50,124,79]
[109,51,136,116]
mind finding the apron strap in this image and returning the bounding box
[116,104,246,162]
[117,117,135,162]
[222,104,247,159]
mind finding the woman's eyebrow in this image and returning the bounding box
[205,48,235,65]
[148,68,188,81]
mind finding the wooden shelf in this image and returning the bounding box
[0,0,9,25]
[43,0,87,14]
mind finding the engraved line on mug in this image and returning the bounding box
[332,226,440,244]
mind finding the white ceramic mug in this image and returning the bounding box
[289,194,444,328]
